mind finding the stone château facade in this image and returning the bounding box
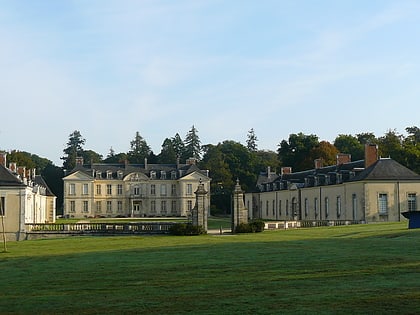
[62,158,211,218]
[245,144,420,223]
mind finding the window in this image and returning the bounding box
[151,184,156,195]
[150,171,156,179]
[171,184,177,196]
[134,186,141,196]
[151,201,156,212]
[117,171,123,179]
[171,171,177,180]
[352,194,357,219]
[161,171,166,180]
[279,200,282,216]
[107,171,112,179]
[106,201,112,213]
[314,198,318,218]
[69,183,75,195]
[304,198,309,217]
[96,201,102,213]
[96,171,102,179]
[378,193,388,215]
[286,200,289,216]
[171,200,177,214]
[107,184,112,195]
[117,184,123,195]
[160,184,167,196]
[336,196,341,218]
[272,200,275,216]
[0,197,5,216]
[82,184,89,195]
[266,200,269,216]
[70,201,75,213]
[187,200,193,211]
[96,185,102,195]
[187,184,193,195]
[325,197,329,218]
[83,201,89,213]
[408,193,417,211]
[117,201,123,213]
[161,201,167,214]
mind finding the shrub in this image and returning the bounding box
[235,220,265,233]
[169,223,206,236]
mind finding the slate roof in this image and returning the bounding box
[351,158,420,181]
[67,162,210,180]
[0,164,25,187]
[34,175,56,196]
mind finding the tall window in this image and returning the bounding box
[134,186,140,196]
[171,184,177,196]
[69,183,75,195]
[151,184,156,195]
[314,198,318,218]
[70,201,75,213]
[187,184,193,195]
[187,200,193,211]
[83,201,89,213]
[107,184,112,195]
[378,193,388,215]
[96,185,102,195]
[161,201,167,214]
[117,201,123,213]
[304,198,309,217]
[82,184,89,195]
[117,184,123,195]
[325,197,329,218]
[336,196,341,218]
[171,200,177,214]
[272,200,275,216]
[286,200,289,216]
[266,200,269,216]
[151,201,156,212]
[96,201,102,213]
[0,197,5,216]
[160,184,167,196]
[279,200,282,216]
[408,193,417,211]
[352,194,357,219]
[106,201,112,213]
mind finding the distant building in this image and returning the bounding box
[245,144,420,223]
[62,158,211,218]
[0,152,56,241]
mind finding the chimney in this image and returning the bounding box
[281,167,292,175]
[17,166,26,178]
[365,144,378,168]
[0,152,6,167]
[267,166,271,175]
[314,158,324,169]
[336,153,351,165]
[176,156,180,169]
[144,157,148,170]
[186,158,196,165]
[75,157,84,166]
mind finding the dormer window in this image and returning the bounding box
[150,171,156,179]
[107,171,113,179]
[171,171,177,180]
[161,171,166,180]
[117,171,123,179]
[96,171,102,179]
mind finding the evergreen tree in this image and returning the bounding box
[158,138,177,164]
[184,125,201,160]
[62,130,85,170]
[246,128,258,151]
[172,133,185,160]
[128,131,151,163]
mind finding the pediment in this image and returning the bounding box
[124,172,149,181]
[179,171,210,182]
[64,171,93,181]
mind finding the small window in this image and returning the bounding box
[150,171,156,179]
[171,171,177,180]
[117,171,123,179]
[134,186,141,196]
[107,171,113,179]
[161,171,166,180]
[96,171,102,179]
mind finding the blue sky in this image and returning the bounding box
[1,0,419,165]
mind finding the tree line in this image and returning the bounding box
[3,126,419,214]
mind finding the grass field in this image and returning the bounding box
[0,222,419,314]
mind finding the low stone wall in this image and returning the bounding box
[265,220,364,230]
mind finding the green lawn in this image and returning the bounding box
[0,222,419,314]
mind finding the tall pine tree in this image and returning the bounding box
[183,125,201,160]
[128,131,151,163]
[61,130,85,170]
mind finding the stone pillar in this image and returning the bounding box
[192,181,208,231]
[232,179,248,231]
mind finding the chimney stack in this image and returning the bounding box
[336,153,351,166]
[314,158,324,169]
[144,157,148,170]
[0,152,6,167]
[281,167,292,175]
[365,144,378,168]
[75,157,84,166]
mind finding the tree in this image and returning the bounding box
[310,141,340,166]
[334,134,364,161]
[128,132,151,164]
[403,126,420,173]
[62,130,85,170]
[378,129,404,162]
[184,125,201,160]
[246,128,258,151]
[158,138,177,164]
[277,133,319,171]
[82,150,103,164]
[172,133,185,160]
[356,132,377,145]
